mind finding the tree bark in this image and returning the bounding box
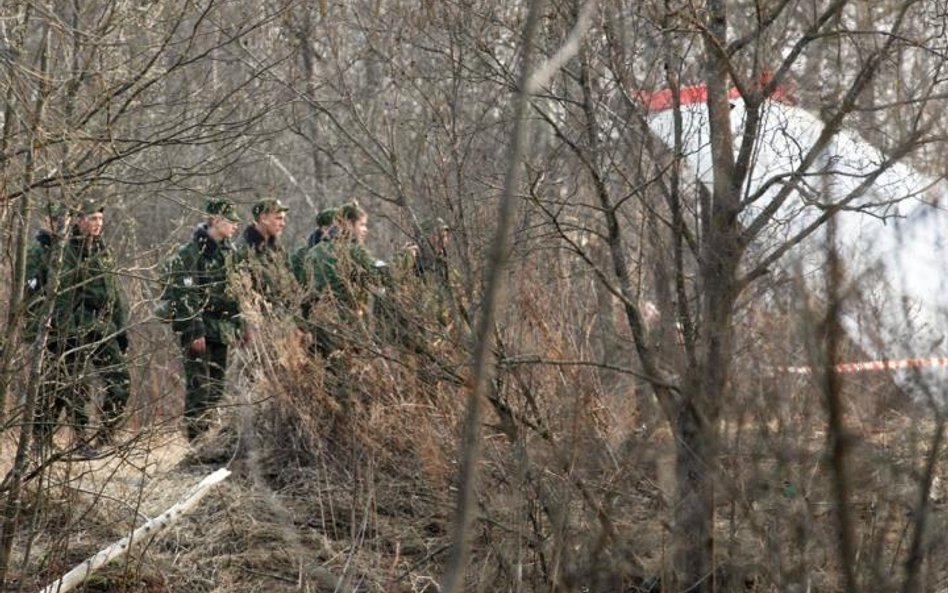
[669,1,744,591]
[0,22,51,586]
[438,3,545,591]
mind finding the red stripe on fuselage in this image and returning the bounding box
[641,79,796,112]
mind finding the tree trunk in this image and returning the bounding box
[669,1,744,590]
[0,1,34,421]
[0,22,51,586]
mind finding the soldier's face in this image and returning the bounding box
[220,219,240,239]
[256,211,286,239]
[77,212,104,237]
[209,216,239,240]
[351,214,368,244]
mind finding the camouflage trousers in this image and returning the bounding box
[182,339,229,441]
[35,334,130,445]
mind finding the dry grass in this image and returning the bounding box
[3,287,948,593]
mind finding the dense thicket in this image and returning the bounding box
[3,1,948,592]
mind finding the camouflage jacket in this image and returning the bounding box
[164,225,241,345]
[415,244,455,323]
[235,225,299,316]
[23,230,56,338]
[290,227,337,283]
[51,231,127,339]
[413,242,451,286]
[301,239,382,317]
[388,243,456,330]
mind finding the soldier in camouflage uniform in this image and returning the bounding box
[236,198,298,316]
[377,217,456,351]
[411,218,451,285]
[35,200,130,457]
[164,199,242,441]
[24,203,71,342]
[308,207,338,248]
[291,206,337,283]
[300,202,384,356]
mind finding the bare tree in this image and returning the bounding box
[2,0,947,591]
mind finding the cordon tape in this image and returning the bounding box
[783,356,948,375]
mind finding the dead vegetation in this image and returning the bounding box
[1,287,943,593]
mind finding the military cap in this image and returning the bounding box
[45,202,71,218]
[316,207,337,228]
[206,199,241,222]
[77,198,105,215]
[419,217,450,234]
[252,198,289,219]
[339,201,365,222]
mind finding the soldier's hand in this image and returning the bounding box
[189,337,206,355]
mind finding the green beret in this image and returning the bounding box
[252,198,289,219]
[206,199,241,222]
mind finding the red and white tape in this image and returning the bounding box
[784,357,948,375]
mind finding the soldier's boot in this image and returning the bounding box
[73,442,101,460]
[95,401,128,449]
[185,414,212,443]
[93,428,116,450]
[67,415,97,459]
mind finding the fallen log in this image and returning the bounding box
[40,467,231,593]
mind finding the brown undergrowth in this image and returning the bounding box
[8,295,948,593]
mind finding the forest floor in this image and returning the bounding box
[4,365,946,593]
[5,414,451,593]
